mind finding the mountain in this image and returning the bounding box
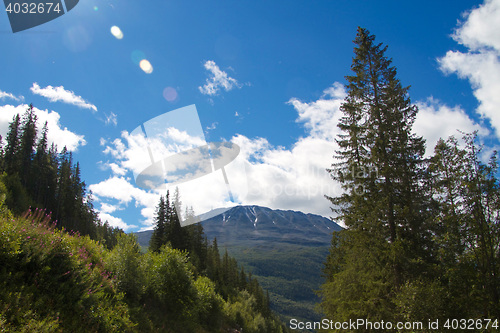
[199,205,341,246]
[134,205,342,327]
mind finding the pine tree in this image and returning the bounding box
[149,195,167,252]
[4,113,21,175]
[322,27,432,322]
[33,122,50,205]
[460,135,500,318]
[168,188,189,251]
[18,104,37,188]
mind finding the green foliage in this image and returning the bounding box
[320,230,394,324]
[428,133,500,318]
[394,279,448,325]
[194,276,224,328]
[0,210,287,332]
[106,233,144,302]
[0,174,13,219]
[0,211,135,332]
[144,245,198,320]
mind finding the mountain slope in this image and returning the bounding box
[199,205,341,246]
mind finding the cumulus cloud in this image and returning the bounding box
[30,83,98,112]
[89,176,159,227]
[198,60,241,96]
[414,98,488,156]
[438,0,500,135]
[0,104,86,151]
[289,82,346,141]
[98,212,136,231]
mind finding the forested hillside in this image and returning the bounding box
[0,104,122,248]
[0,108,288,332]
[320,27,500,331]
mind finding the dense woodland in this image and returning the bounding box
[0,104,122,248]
[0,105,287,331]
[320,28,500,331]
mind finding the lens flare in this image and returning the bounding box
[140,59,153,74]
[110,26,123,39]
[163,87,178,102]
[63,25,92,53]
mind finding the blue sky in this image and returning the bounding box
[1,0,499,231]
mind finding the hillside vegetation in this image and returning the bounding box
[0,207,286,332]
[0,108,288,332]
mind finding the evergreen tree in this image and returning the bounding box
[33,122,50,205]
[18,104,37,188]
[149,195,167,252]
[0,134,4,172]
[168,188,189,251]
[429,133,500,318]
[4,113,21,175]
[322,27,432,323]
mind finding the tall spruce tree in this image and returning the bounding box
[149,195,167,252]
[19,104,37,188]
[4,113,21,175]
[322,27,432,323]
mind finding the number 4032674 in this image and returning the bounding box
[5,2,62,14]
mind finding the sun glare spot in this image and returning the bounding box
[110,26,123,39]
[140,59,153,74]
[163,87,178,102]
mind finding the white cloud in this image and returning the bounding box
[206,122,218,131]
[98,212,136,231]
[438,0,500,135]
[89,176,159,227]
[99,202,120,214]
[0,104,86,151]
[104,111,117,126]
[452,0,500,52]
[0,90,23,101]
[102,128,206,179]
[414,98,488,156]
[30,83,98,112]
[99,161,128,176]
[289,82,346,141]
[198,60,241,96]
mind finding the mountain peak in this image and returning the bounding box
[200,205,342,246]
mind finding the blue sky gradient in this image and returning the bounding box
[1,0,499,231]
